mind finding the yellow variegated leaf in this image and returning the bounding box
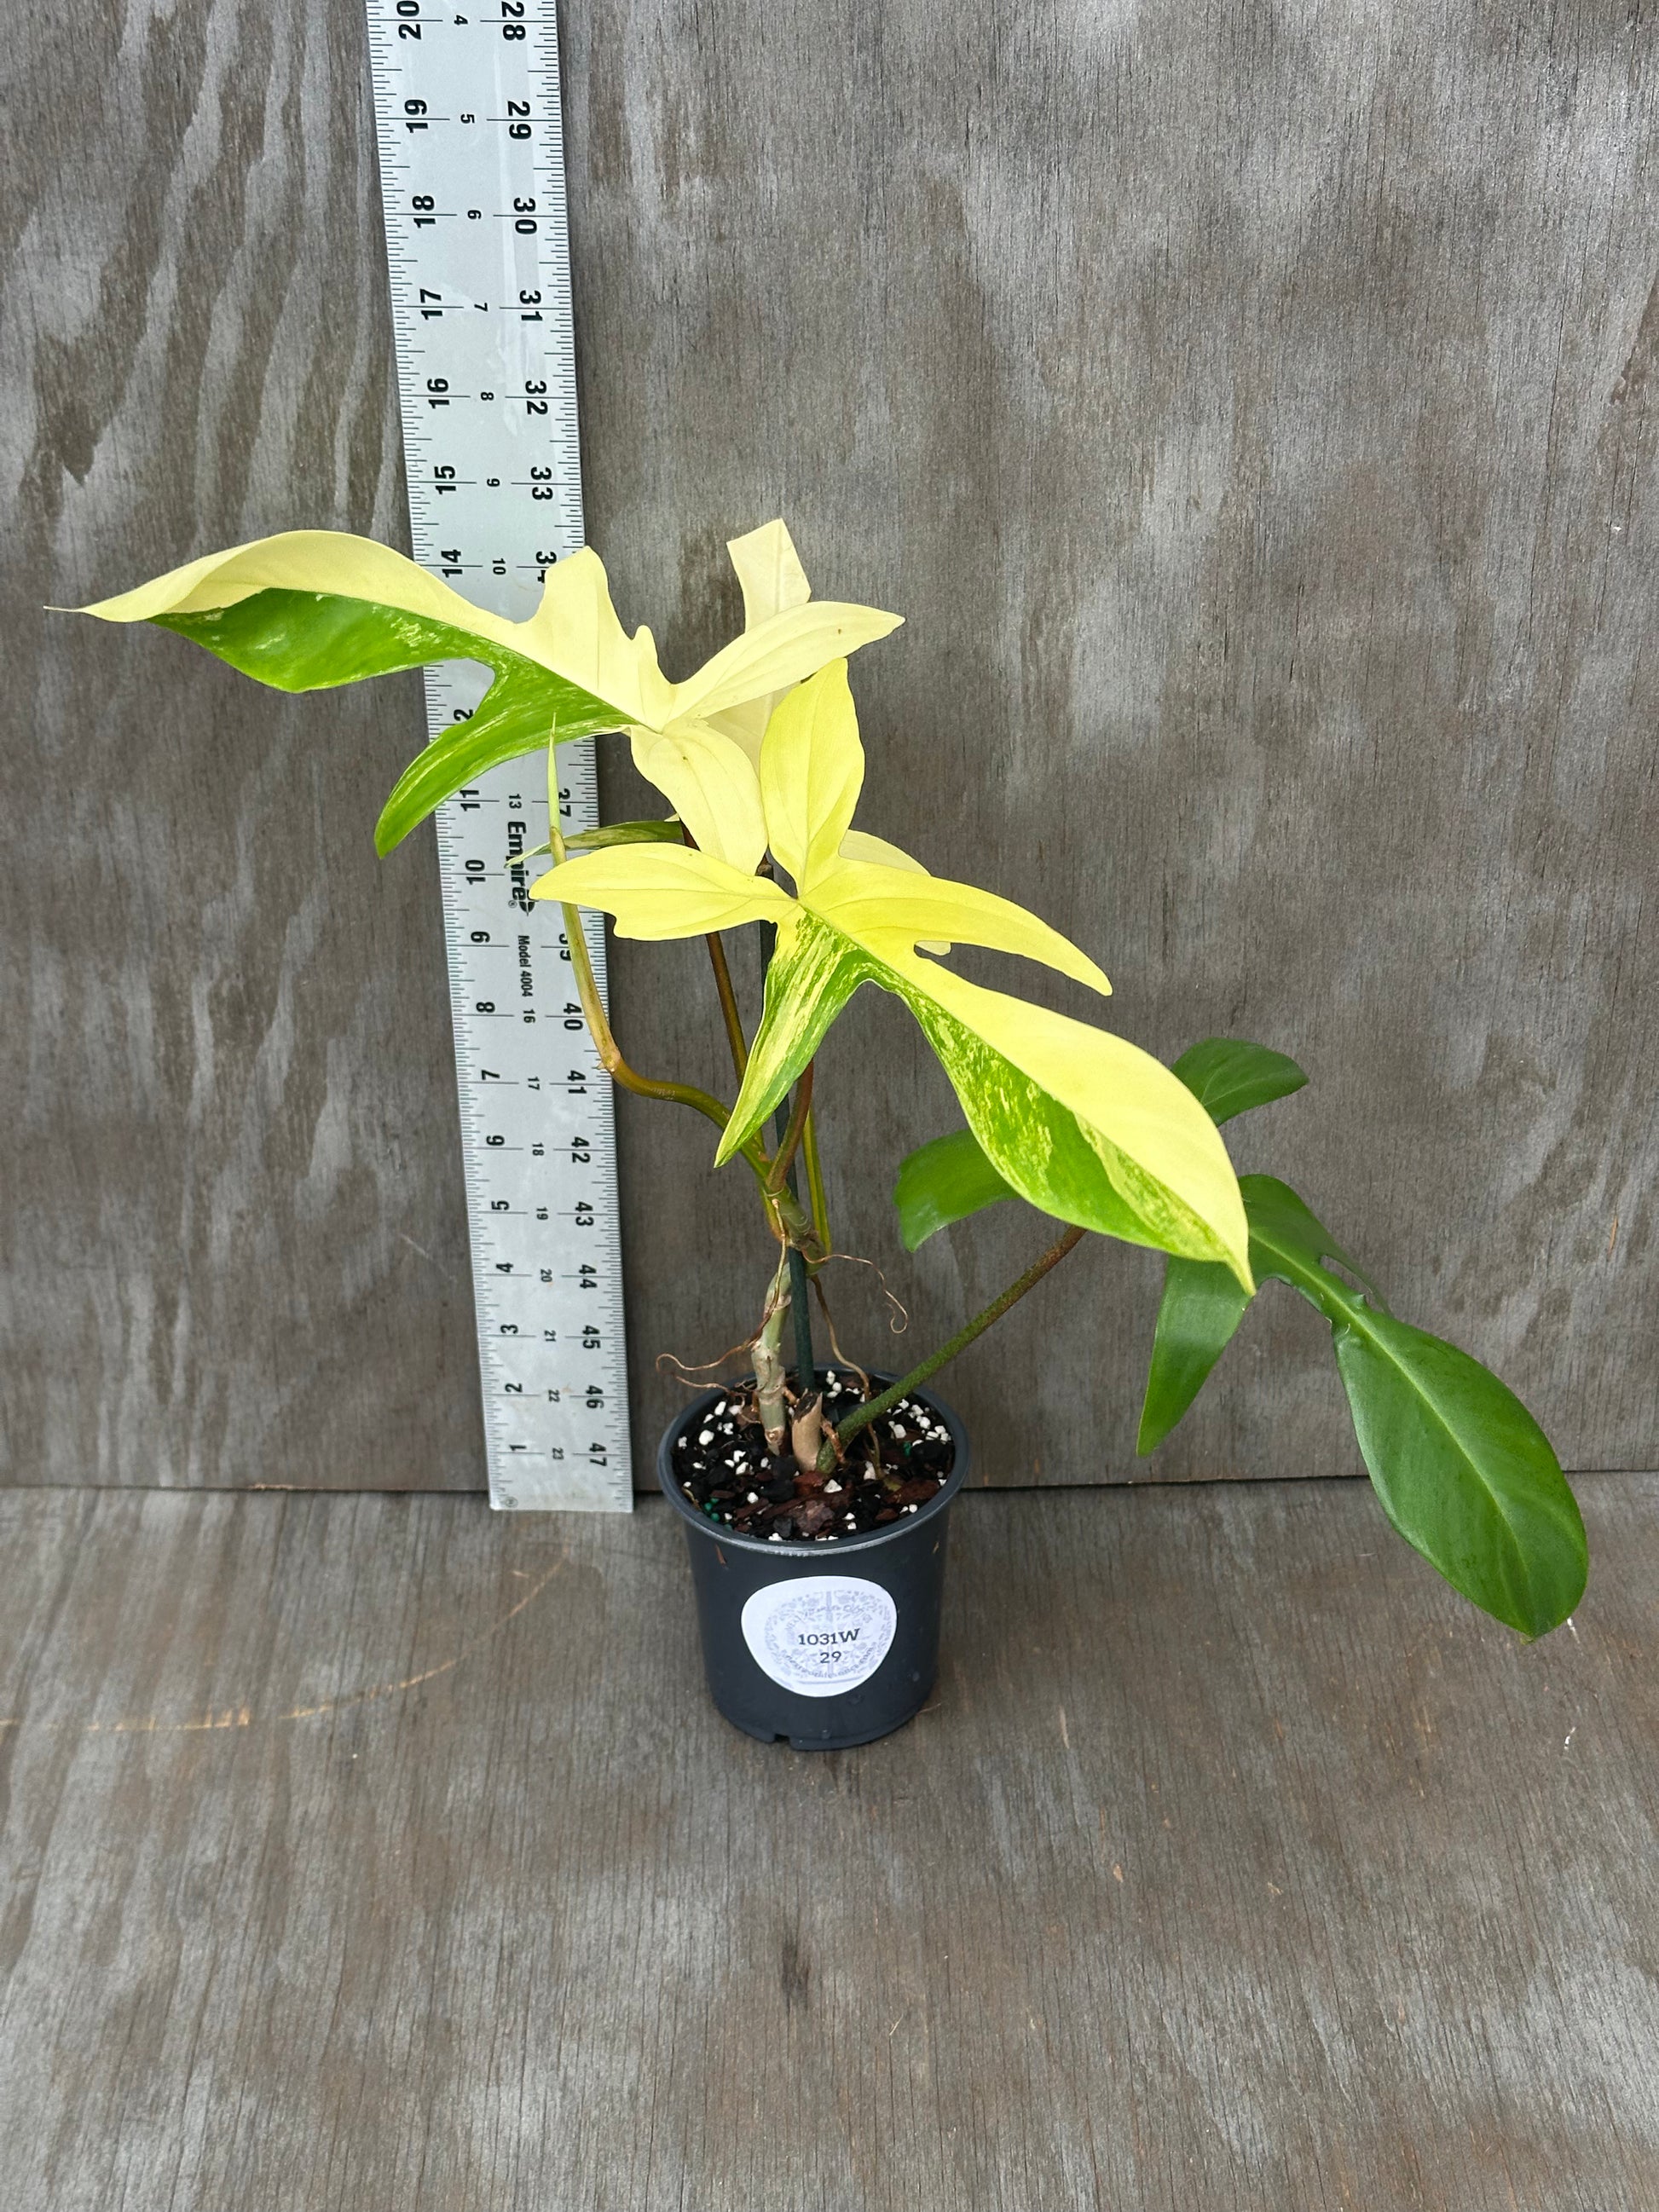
[760,659,866,888]
[628,721,766,871]
[708,519,815,762]
[839,829,922,873]
[727,519,812,629]
[808,858,1110,996]
[81,531,673,724]
[887,954,1251,1285]
[710,904,1251,1285]
[80,528,897,738]
[764,664,1105,990]
[720,907,870,1152]
[81,529,512,632]
[840,827,950,952]
[80,529,899,858]
[522,546,675,725]
[529,844,790,939]
[673,604,901,726]
[705,701,772,766]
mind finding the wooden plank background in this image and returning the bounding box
[3,0,1654,1492]
[2,1475,1655,2208]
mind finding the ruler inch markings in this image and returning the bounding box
[366,0,632,1512]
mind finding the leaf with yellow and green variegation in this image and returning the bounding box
[894,1035,1311,1252]
[73,525,900,859]
[531,660,1253,1288]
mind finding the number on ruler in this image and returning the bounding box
[365,0,630,1510]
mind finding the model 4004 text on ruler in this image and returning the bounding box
[364,0,631,1510]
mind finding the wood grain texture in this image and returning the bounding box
[3,0,1656,1490]
[0,0,484,1487]
[574,0,1659,1481]
[1,1474,1654,2209]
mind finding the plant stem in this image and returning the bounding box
[766,1061,814,1194]
[681,819,748,1085]
[550,777,778,1227]
[561,904,734,1130]
[552,818,737,1132]
[754,1252,790,1447]
[748,910,818,1382]
[704,931,749,1082]
[801,1108,831,1254]
[827,1226,1088,1460]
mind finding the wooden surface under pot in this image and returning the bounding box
[1,1472,1652,2211]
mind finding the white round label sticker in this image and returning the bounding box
[740,1576,899,1698]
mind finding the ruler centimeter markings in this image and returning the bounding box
[365,0,632,1510]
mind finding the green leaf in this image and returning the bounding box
[1135,1256,1253,1453]
[1332,1311,1587,1638]
[1244,1174,1583,1637]
[1240,1174,1388,1313]
[893,1129,1018,1251]
[157,589,502,691]
[374,684,624,856]
[1134,1162,1379,1459]
[1135,1170,1584,1633]
[564,817,683,851]
[1171,1037,1308,1125]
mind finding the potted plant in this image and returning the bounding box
[72,520,1587,1748]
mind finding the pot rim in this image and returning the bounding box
[656,1369,972,1557]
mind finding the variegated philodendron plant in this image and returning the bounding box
[77,522,1587,1637]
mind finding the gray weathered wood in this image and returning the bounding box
[0,0,483,1488]
[3,0,1656,1489]
[1,1474,1654,2209]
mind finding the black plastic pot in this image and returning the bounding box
[657,1372,972,1750]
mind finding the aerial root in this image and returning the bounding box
[654,1331,760,1390]
[814,1248,910,1337]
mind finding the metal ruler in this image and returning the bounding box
[364,0,632,1510]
